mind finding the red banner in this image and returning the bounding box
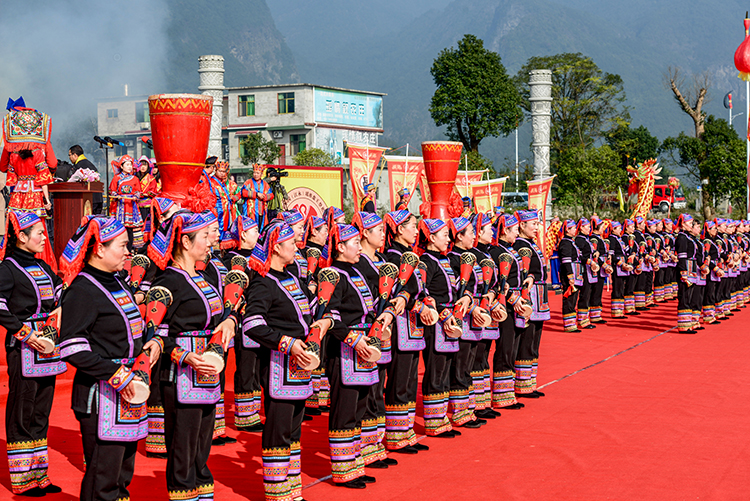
[386,155,423,211]
[455,170,487,198]
[470,178,507,214]
[527,175,556,262]
[347,142,387,210]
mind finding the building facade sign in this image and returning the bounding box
[314,88,383,129]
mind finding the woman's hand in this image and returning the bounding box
[308,281,317,296]
[354,336,374,360]
[51,307,62,329]
[26,332,48,353]
[134,291,146,305]
[213,318,237,351]
[420,306,438,326]
[522,276,534,290]
[390,296,406,316]
[143,339,162,368]
[120,375,143,402]
[513,300,527,317]
[185,353,218,376]
[375,311,394,331]
[472,307,490,327]
[490,303,506,322]
[310,319,333,339]
[454,295,472,317]
[289,340,313,368]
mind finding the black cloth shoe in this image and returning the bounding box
[222,436,237,444]
[392,445,418,454]
[18,487,46,497]
[475,409,496,419]
[534,390,545,397]
[147,452,168,459]
[451,429,462,436]
[212,436,226,446]
[584,324,596,329]
[593,319,608,324]
[237,422,264,433]
[695,326,705,330]
[626,311,641,316]
[319,405,331,412]
[382,457,398,466]
[517,392,540,399]
[336,480,366,489]
[681,330,697,334]
[488,409,502,417]
[413,442,429,451]
[43,485,62,493]
[305,407,322,416]
[361,475,376,483]
[503,402,525,409]
[366,460,389,469]
[463,420,483,429]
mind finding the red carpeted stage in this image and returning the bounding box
[2,292,748,500]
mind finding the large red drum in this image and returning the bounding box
[421,141,463,219]
[148,94,213,204]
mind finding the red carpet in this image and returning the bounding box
[3,292,750,500]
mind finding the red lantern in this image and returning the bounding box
[734,15,750,80]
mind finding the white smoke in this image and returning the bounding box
[0,0,169,157]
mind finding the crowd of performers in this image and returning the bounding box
[555,214,750,334]
[0,186,553,499]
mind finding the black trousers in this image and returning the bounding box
[76,409,138,501]
[449,339,477,423]
[5,348,56,493]
[327,355,370,483]
[691,284,704,315]
[422,327,454,433]
[233,344,262,428]
[589,277,605,309]
[492,309,522,406]
[384,344,420,449]
[577,276,594,311]
[260,374,305,500]
[162,382,215,499]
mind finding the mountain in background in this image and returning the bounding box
[164,0,299,91]
[268,0,747,182]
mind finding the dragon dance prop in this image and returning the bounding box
[627,158,661,220]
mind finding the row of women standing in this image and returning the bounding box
[556,214,750,334]
[0,202,552,500]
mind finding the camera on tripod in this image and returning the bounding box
[266,167,288,181]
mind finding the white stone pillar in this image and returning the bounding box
[529,69,553,220]
[198,55,225,159]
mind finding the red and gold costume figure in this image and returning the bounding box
[240,164,274,229]
[211,161,241,249]
[137,156,159,243]
[109,155,144,249]
[0,98,56,217]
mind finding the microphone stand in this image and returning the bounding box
[97,138,115,213]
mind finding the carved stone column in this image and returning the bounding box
[198,55,225,158]
[529,69,553,219]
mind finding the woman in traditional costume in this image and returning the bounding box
[382,210,428,454]
[244,220,320,501]
[489,213,526,410]
[136,156,158,243]
[325,223,392,488]
[557,219,582,332]
[109,155,144,250]
[0,210,65,497]
[351,211,397,469]
[223,216,265,433]
[147,212,236,500]
[59,216,161,501]
[419,218,475,436]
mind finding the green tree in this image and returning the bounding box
[461,151,494,172]
[293,147,335,167]
[555,144,627,216]
[606,123,660,168]
[514,53,630,158]
[240,133,281,165]
[429,34,522,153]
[660,115,745,218]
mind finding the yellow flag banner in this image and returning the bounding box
[455,169,487,198]
[385,155,423,211]
[273,165,344,219]
[347,142,387,210]
[470,178,507,214]
[527,175,556,261]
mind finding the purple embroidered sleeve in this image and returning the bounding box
[59,337,92,358]
[243,315,267,333]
